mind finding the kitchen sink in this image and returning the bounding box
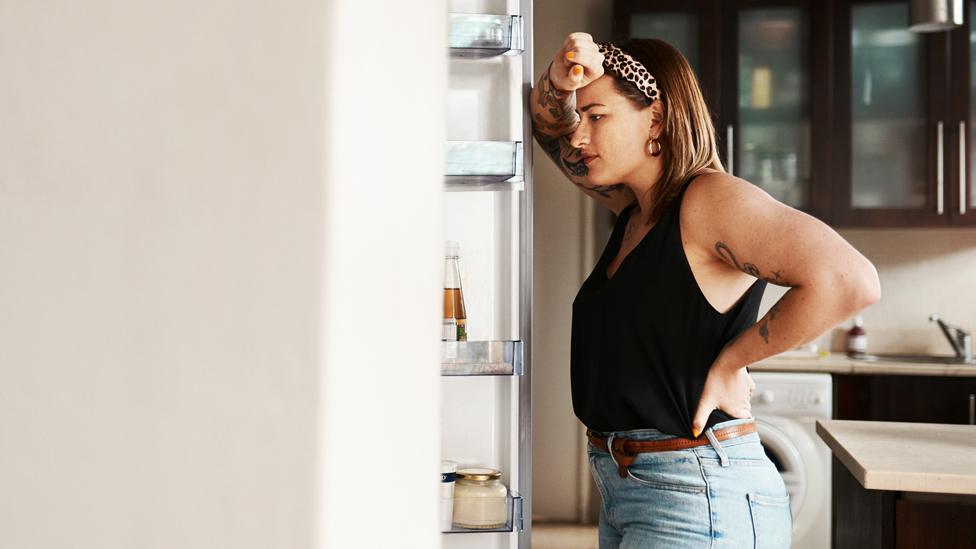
[847,352,976,365]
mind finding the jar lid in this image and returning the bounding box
[456,467,501,481]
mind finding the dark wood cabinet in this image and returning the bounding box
[613,0,976,227]
[834,374,976,424]
[832,376,976,549]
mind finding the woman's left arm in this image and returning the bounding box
[687,173,881,436]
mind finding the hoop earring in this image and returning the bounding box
[647,138,662,157]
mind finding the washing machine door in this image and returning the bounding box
[754,415,827,544]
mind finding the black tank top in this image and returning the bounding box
[570,179,766,437]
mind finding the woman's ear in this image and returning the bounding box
[648,99,665,134]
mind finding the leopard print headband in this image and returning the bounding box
[598,42,660,101]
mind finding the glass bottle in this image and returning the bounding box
[846,316,867,355]
[443,241,467,341]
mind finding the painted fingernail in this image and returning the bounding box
[572,65,583,76]
[566,51,576,60]
[692,428,700,438]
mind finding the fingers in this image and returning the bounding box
[691,400,714,439]
[562,32,594,52]
[549,32,606,92]
[560,39,602,71]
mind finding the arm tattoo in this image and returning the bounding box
[531,127,628,199]
[530,67,632,202]
[757,304,782,344]
[534,63,578,135]
[714,242,785,285]
[713,242,786,344]
[574,181,626,199]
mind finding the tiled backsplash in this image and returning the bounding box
[759,229,976,354]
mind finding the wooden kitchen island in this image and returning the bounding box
[816,420,976,548]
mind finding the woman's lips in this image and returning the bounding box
[583,155,599,166]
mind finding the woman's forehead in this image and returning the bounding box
[577,75,621,105]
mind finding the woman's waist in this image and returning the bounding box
[587,417,756,443]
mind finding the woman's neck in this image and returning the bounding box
[623,161,663,226]
[624,166,720,225]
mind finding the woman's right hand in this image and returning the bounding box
[549,32,605,93]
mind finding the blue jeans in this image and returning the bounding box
[587,418,792,548]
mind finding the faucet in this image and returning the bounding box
[929,314,972,361]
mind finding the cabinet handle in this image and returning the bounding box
[960,121,967,215]
[726,124,734,176]
[937,121,945,215]
[969,394,974,425]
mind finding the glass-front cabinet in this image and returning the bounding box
[833,0,954,226]
[834,0,976,226]
[613,0,722,135]
[615,0,976,227]
[723,5,816,210]
[614,0,830,219]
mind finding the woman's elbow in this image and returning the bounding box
[849,258,881,310]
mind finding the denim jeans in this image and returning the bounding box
[587,417,792,548]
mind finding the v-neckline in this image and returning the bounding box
[604,202,660,282]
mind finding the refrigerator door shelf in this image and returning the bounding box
[442,493,524,533]
[445,178,524,192]
[445,141,523,185]
[449,14,524,58]
[441,340,523,376]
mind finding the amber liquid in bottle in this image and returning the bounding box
[443,288,467,341]
[443,241,468,341]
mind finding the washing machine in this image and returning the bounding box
[749,371,832,549]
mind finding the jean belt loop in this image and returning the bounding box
[606,433,620,469]
[705,427,730,467]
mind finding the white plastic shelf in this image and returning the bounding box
[445,141,523,191]
[443,493,523,533]
[449,14,524,58]
[441,340,523,376]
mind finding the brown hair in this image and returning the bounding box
[609,38,725,222]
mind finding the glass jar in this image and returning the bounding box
[452,468,508,529]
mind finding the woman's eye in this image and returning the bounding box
[589,115,603,122]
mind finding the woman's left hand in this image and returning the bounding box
[691,361,756,438]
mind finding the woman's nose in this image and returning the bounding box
[569,125,588,149]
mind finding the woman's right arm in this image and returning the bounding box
[530,41,636,216]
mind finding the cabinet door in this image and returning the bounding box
[722,1,828,216]
[612,0,722,138]
[947,1,976,224]
[833,0,950,226]
[834,375,976,425]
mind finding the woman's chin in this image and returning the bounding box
[588,174,617,187]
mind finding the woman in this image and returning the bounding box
[531,34,880,548]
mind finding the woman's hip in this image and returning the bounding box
[587,418,792,547]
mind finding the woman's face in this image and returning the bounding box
[570,75,660,186]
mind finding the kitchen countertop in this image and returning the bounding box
[816,419,976,495]
[750,352,976,377]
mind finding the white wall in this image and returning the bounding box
[826,228,976,352]
[0,1,444,547]
[531,0,613,524]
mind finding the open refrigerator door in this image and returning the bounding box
[440,1,532,548]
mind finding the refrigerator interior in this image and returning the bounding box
[442,0,529,547]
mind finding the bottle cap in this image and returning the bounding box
[854,315,864,327]
[445,240,460,257]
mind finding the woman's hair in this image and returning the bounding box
[610,38,725,222]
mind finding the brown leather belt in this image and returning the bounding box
[587,422,758,478]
